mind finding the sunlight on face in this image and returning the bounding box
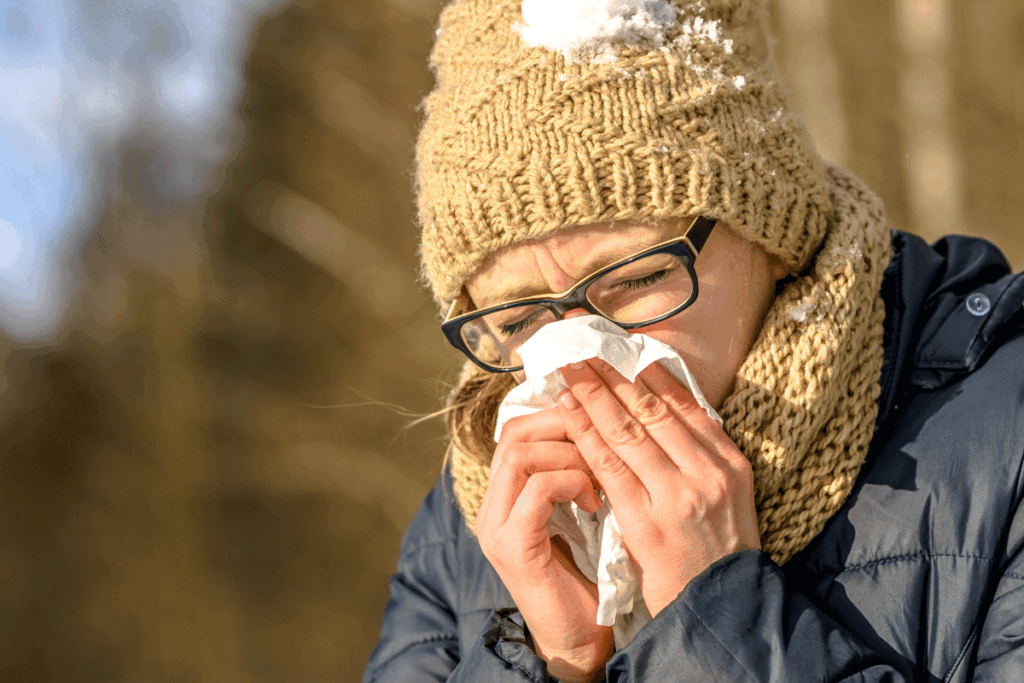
[464,218,788,409]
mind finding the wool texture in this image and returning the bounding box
[443,165,891,566]
[417,0,893,566]
[417,0,832,310]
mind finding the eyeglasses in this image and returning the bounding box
[441,216,716,373]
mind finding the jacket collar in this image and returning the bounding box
[875,230,1024,429]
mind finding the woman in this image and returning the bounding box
[364,0,1024,681]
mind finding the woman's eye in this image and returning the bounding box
[616,269,670,290]
[499,309,543,336]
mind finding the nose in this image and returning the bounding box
[562,307,591,321]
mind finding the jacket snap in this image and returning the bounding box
[966,292,992,316]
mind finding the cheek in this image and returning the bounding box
[631,282,770,407]
[677,283,752,355]
[696,252,776,351]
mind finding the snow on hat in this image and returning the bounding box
[415,0,833,308]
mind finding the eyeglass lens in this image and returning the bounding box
[459,252,694,368]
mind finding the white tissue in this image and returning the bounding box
[493,315,722,648]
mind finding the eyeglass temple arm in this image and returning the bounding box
[443,296,470,323]
[684,217,717,255]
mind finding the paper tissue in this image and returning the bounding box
[493,315,722,648]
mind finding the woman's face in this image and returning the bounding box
[464,219,789,409]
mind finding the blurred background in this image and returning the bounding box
[0,0,1021,681]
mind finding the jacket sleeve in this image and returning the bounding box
[609,494,1024,683]
[965,453,1024,682]
[605,549,911,682]
[362,468,552,683]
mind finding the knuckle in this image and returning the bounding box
[719,451,753,488]
[732,457,754,485]
[632,392,670,425]
[501,414,531,442]
[704,470,732,502]
[678,490,710,519]
[564,468,589,491]
[522,473,547,499]
[685,499,708,521]
[605,415,646,446]
[523,471,564,501]
[500,416,522,441]
[575,420,603,444]
[594,449,629,477]
[662,390,701,419]
[574,380,606,404]
[500,443,523,471]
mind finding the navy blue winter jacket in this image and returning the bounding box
[363,231,1024,682]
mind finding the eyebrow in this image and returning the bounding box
[474,239,660,309]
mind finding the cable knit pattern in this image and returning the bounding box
[416,0,832,309]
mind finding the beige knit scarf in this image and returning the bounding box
[445,166,891,566]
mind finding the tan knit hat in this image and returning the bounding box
[416,0,833,308]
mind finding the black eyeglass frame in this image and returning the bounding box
[441,216,717,373]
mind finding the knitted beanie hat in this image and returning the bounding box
[417,0,832,309]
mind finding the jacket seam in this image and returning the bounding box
[875,238,905,429]
[943,624,979,683]
[835,552,996,575]
[401,538,454,558]
[917,359,973,369]
[408,632,459,647]
[460,606,516,618]
[681,601,757,682]
[497,659,546,683]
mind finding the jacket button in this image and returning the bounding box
[966,293,992,317]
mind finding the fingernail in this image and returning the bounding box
[559,390,579,410]
[570,361,586,370]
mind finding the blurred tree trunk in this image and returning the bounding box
[1,0,455,680]
[0,168,234,683]
[949,0,1024,254]
[827,0,913,234]
[190,0,454,680]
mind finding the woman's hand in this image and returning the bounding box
[475,407,614,683]
[556,358,761,618]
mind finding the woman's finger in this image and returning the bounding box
[487,441,600,526]
[558,360,678,489]
[637,361,744,467]
[555,402,657,515]
[506,470,603,540]
[491,406,570,474]
[480,407,581,536]
[588,358,724,474]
